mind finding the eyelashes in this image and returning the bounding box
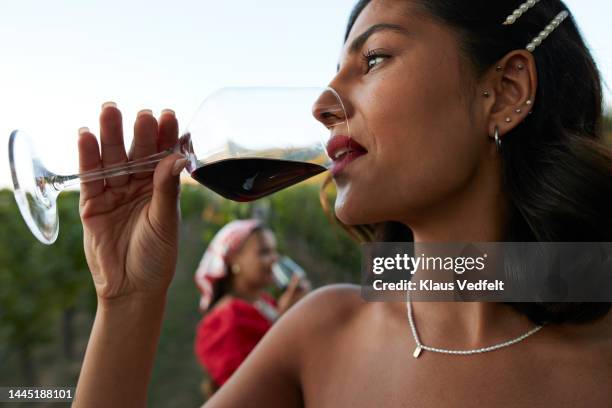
[333,48,391,74]
[362,48,391,73]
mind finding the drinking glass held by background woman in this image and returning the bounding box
[73,0,612,406]
[193,219,307,395]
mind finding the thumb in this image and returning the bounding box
[284,274,301,296]
[149,153,186,233]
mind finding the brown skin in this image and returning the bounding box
[74,1,611,407]
[230,230,279,297]
[215,229,306,314]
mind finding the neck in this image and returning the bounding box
[394,157,532,346]
[230,280,264,303]
[404,155,508,242]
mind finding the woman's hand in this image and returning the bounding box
[78,104,187,305]
[277,275,310,315]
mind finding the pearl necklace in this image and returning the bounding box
[406,295,544,358]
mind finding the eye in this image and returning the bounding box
[362,49,390,73]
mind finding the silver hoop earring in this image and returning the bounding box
[494,127,502,153]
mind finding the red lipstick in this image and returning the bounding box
[326,135,368,176]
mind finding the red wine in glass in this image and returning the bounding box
[9,87,347,244]
[190,158,326,202]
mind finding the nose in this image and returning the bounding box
[311,87,348,130]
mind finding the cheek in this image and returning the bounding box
[335,57,482,223]
[244,261,270,282]
[382,113,481,213]
[255,255,275,273]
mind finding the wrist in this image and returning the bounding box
[98,291,167,314]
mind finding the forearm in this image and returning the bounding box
[74,294,167,408]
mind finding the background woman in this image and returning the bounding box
[194,219,305,395]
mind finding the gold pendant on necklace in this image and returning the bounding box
[413,345,422,358]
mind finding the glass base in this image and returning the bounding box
[9,130,59,244]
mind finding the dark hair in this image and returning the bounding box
[335,0,612,324]
[207,225,267,310]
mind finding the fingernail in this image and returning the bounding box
[78,127,90,136]
[137,109,153,117]
[102,101,117,110]
[172,158,188,176]
[161,109,175,116]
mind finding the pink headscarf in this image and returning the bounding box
[195,219,263,312]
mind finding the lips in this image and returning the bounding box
[326,135,368,176]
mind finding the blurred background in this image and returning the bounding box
[0,180,361,407]
[0,0,611,407]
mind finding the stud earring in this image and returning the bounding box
[505,117,512,123]
[496,65,503,71]
[526,99,533,106]
[483,90,490,97]
[231,264,241,274]
[516,108,522,113]
[517,64,525,70]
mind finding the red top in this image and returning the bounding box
[194,295,276,386]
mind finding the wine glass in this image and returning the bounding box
[9,87,349,245]
[272,255,308,289]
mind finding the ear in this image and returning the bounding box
[481,50,537,140]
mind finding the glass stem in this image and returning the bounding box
[50,148,177,191]
[46,133,193,193]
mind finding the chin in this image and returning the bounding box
[334,183,410,227]
[334,192,380,226]
[263,273,275,286]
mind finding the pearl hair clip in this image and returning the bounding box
[502,0,570,53]
[503,0,540,25]
[525,10,569,52]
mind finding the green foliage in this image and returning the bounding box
[0,190,55,351]
[266,183,361,276]
[0,181,360,399]
[0,189,91,380]
[180,182,361,285]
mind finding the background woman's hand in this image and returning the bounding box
[277,274,310,315]
[78,104,186,305]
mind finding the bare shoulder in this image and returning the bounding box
[269,284,367,346]
[595,310,612,349]
[585,310,612,363]
[299,283,364,311]
[285,284,366,326]
[572,309,612,347]
[202,285,368,407]
[543,309,612,375]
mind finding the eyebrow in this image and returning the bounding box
[337,23,412,72]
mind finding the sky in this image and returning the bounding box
[1,0,610,188]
